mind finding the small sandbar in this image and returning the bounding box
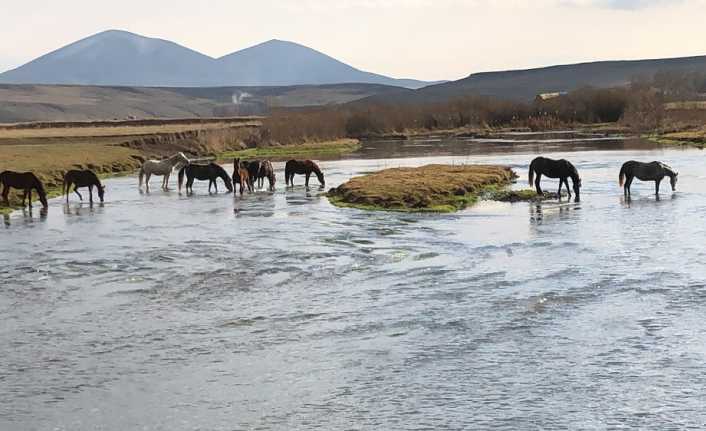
[327,164,518,212]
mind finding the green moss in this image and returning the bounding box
[220,139,361,160]
[327,164,517,213]
[646,134,705,149]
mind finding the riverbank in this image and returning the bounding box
[0,117,360,212]
[327,164,519,212]
[220,139,361,161]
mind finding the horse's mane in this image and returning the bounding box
[309,161,323,175]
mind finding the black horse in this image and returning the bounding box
[255,160,276,191]
[528,156,581,202]
[619,161,677,197]
[63,169,105,203]
[178,163,233,194]
[285,160,325,187]
[0,171,49,209]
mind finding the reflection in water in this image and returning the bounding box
[3,137,706,429]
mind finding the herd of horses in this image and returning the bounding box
[0,152,679,211]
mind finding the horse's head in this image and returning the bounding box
[571,174,582,202]
[316,170,325,187]
[98,184,106,202]
[671,172,678,191]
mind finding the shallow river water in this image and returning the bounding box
[3,136,706,429]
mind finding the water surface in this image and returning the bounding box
[3,136,706,429]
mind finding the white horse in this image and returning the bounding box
[139,152,190,191]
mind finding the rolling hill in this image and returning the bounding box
[0,30,433,89]
[0,83,411,123]
[363,55,706,104]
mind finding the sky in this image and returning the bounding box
[1,0,705,81]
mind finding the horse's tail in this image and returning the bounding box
[528,163,535,186]
[619,164,626,187]
[62,172,67,196]
[138,166,145,188]
[178,165,186,191]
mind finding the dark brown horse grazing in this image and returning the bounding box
[0,171,48,209]
[256,160,276,191]
[528,156,582,202]
[285,160,324,187]
[619,161,678,197]
[232,158,253,196]
[63,169,105,203]
[178,163,233,194]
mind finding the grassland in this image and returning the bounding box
[220,139,360,160]
[327,164,518,213]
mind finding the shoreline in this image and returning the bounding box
[0,137,360,213]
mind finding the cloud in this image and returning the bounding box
[564,0,684,9]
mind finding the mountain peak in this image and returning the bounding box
[0,30,431,89]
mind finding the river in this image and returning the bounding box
[3,134,706,429]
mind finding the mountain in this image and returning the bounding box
[216,39,429,88]
[0,30,216,87]
[0,30,434,89]
[362,55,706,104]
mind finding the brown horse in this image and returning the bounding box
[256,160,276,191]
[232,158,253,196]
[0,171,49,209]
[284,160,324,187]
[63,169,105,203]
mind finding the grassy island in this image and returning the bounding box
[327,164,520,213]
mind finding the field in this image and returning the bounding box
[221,139,360,161]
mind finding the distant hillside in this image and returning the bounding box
[0,83,408,123]
[363,55,706,104]
[0,30,434,89]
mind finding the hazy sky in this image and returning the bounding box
[1,0,705,81]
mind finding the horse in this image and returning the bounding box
[63,169,105,203]
[256,160,276,191]
[138,152,189,191]
[284,160,325,187]
[0,171,48,209]
[178,163,233,194]
[528,156,581,202]
[244,160,261,189]
[232,158,253,196]
[619,161,678,196]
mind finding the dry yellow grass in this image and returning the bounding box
[328,164,517,212]
[0,120,261,140]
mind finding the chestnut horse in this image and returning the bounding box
[232,158,253,196]
[284,160,324,187]
[63,169,105,203]
[0,171,48,209]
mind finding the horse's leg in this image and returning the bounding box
[564,178,572,198]
[89,185,94,204]
[145,173,151,192]
[1,184,9,205]
[557,179,564,199]
[21,189,27,207]
[534,173,543,195]
[625,176,633,196]
[74,186,83,201]
[305,172,311,188]
[655,178,662,195]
